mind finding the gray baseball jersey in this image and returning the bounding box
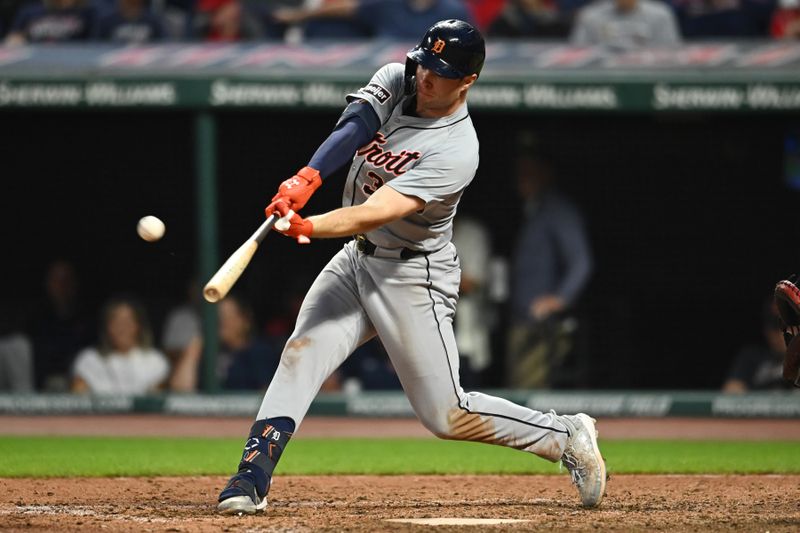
[342,62,479,253]
[256,63,572,463]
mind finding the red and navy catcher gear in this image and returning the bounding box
[404,19,486,96]
[774,276,800,387]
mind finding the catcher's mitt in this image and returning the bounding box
[773,276,800,387]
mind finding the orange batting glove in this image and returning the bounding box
[265,166,322,218]
[273,202,313,244]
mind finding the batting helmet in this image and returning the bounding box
[404,19,486,95]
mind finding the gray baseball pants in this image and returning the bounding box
[256,241,570,461]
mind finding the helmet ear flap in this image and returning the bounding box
[404,56,417,96]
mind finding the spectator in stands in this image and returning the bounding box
[0,0,21,40]
[771,0,800,38]
[451,214,493,387]
[668,0,775,38]
[272,0,473,40]
[240,0,302,40]
[466,0,504,31]
[488,0,572,38]
[722,300,795,392]
[0,269,34,392]
[167,334,203,391]
[218,293,281,390]
[4,0,94,44]
[296,0,370,40]
[193,0,263,41]
[27,259,93,391]
[152,0,194,39]
[507,151,592,388]
[162,279,202,392]
[570,0,681,49]
[92,0,166,42]
[556,0,596,23]
[71,296,169,395]
[0,334,34,392]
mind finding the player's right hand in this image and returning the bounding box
[265,166,322,218]
[273,202,313,244]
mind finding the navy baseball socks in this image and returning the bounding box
[217,417,295,515]
[557,413,607,508]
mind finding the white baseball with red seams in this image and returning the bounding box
[136,215,165,242]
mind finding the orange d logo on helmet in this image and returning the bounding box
[432,38,446,54]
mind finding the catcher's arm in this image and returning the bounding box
[773,277,800,387]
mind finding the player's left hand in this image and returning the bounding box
[265,166,322,218]
[274,202,313,244]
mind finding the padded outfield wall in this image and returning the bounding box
[2,42,800,390]
[1,391,799,418]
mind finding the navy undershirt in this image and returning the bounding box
[308,102,379,179]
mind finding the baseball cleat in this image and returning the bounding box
[559,413,607,508]
[217,469,269,515]
[217,494,267,515]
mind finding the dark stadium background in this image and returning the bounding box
[3,110,799,389]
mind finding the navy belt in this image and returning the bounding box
[355,235,428,259]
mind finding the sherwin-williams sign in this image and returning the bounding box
[1,43,799,111]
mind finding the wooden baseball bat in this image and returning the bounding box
[203,214,279,303]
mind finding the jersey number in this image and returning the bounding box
[362,171,385,196]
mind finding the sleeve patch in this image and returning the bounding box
[359,83,391,104]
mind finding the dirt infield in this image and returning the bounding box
[2,475,799,532]
[2,417,800,531]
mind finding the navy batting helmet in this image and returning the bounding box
[404,19,486,95]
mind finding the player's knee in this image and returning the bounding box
[417,411,455,440]
[426,423,453,440]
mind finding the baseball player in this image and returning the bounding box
[217,19,607,514]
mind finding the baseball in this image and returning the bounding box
[137,215,165,242]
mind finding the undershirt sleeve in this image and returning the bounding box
[308,101,380,179]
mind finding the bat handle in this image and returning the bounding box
[251,213,279,244]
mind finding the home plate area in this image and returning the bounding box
[386,518,530,525]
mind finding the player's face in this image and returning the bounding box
[415,65,476,118]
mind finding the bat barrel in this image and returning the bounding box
[202,214,280,303]
[202,239,259,303]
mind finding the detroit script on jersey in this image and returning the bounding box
[343,63,480,252]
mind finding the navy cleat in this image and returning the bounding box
[217,468,269,515]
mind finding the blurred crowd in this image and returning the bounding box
[0,259,413,394]
[1,0,799,46]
